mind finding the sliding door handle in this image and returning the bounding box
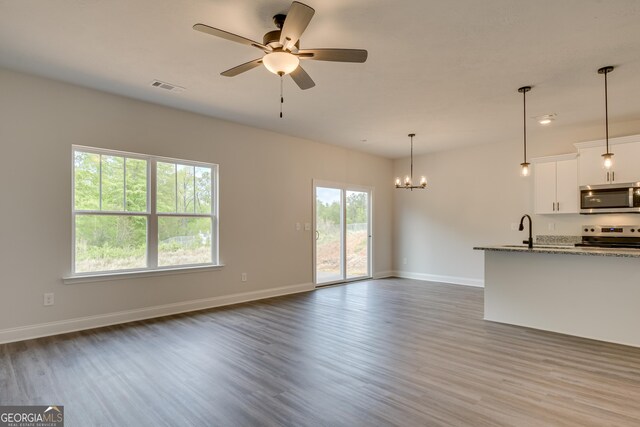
[315,230,319,241]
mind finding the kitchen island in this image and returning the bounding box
[474,245,640,347]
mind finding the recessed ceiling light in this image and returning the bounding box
[535,114,557,125]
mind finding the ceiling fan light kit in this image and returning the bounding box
[193,1,368,117]
[262,51,300,75]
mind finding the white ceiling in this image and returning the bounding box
[1,0,640,158]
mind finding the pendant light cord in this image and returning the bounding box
[410,134,414,183]
[523,89,527,163]
[604,69,609,153]
[517,86,531,166]
[598,66,614,156]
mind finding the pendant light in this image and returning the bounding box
[518,86,532,177]
[598,66,615,169]
[395,133,427,190]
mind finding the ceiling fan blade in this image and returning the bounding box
[221,58,263,77]
[290,66,315,90]
[297,49,368,63]
[193,23,268,51]
[279,2,315,51]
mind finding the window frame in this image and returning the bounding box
[70,145,220,278]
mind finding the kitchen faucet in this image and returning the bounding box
[519,214,533,249]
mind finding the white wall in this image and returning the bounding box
[393,121,640,286]
[0,68,394,338]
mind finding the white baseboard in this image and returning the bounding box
[393,271,484,288]
[373,270,394,279]
[0,282,314,344]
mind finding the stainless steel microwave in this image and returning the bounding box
[580,182,640,214]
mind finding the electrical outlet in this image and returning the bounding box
[402,257,407,265]
[43,293,54,306]
[296,222,301,231]
[304,223,311,231]
[241,273,247,282]
[548,223,556,231]
[511,223,518,231]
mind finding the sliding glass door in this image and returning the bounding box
[314,181,372,286]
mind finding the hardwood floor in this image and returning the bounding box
[2,278,640,426]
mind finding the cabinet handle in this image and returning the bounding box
[612,171,615,182]
[557,202,560,211]
[552,202,555,212]
[607,171,610,182]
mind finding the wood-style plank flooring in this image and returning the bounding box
[2,278,640,426]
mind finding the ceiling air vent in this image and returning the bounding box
[150,80,185,93]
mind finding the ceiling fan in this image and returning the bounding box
[193,1,368,91]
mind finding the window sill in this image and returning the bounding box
[63,264,224,284]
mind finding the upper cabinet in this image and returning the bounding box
[533,155,578,214]
[575,136,640,186]
[606,142,640,183]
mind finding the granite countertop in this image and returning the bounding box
[474,245,640,258]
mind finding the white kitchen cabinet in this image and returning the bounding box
[576,137,640,186]
[534,162,557,214]
[610,142,640,183]
[577,146,606,185]
[556,159,579,213]
[534,155,578,214]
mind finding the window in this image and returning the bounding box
[72,146,218,275]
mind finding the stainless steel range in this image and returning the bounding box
[577,225,640,249]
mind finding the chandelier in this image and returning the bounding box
[395,133,427,190]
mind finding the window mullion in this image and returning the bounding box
[123,157,127,211]
[99,154,103,211]
[148,159,158,268]
[174,163,178,213]
[193,167,196,213]
[155,213,211,218]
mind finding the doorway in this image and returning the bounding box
[313,181,372,286]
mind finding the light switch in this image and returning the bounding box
[296,222,301,231]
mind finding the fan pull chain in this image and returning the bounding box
[279,73,284,118]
